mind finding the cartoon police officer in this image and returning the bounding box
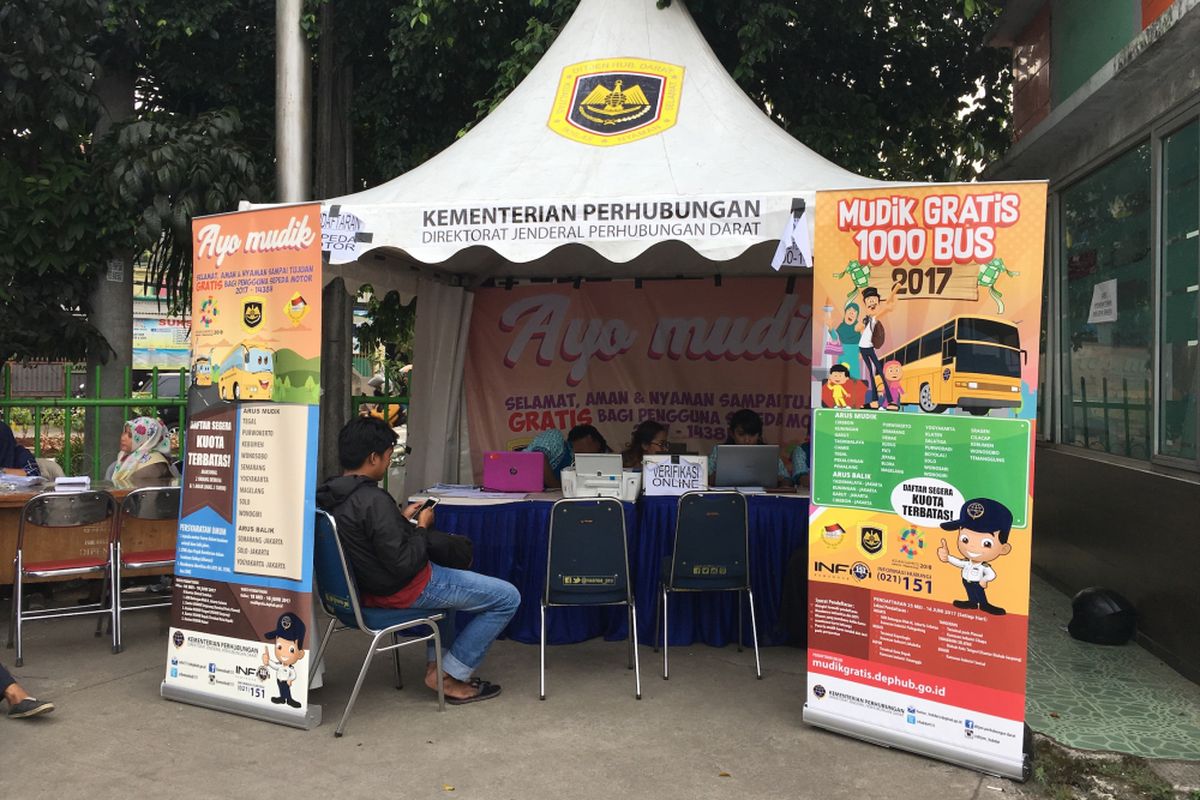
[936,497,1014,616]
[262,611,306,708]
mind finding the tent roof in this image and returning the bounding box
[319,0,879,279]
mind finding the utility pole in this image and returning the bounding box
[276,0,312,201]
[276,0,350,481]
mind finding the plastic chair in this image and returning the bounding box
[654,491,761,680]
[310,510,446,737]
[541,498,641,700]
[98,487,180,653]
[6,490,118,666]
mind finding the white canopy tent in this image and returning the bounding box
[299,0,882,492]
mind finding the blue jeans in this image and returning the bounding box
[411,565,520,681]
[0,661,14,696]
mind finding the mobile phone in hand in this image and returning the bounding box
[406,496,439,525]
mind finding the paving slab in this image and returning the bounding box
[2,606,1014,800]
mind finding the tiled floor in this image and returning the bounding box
[1026,574,1200,759]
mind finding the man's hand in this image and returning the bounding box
[401,501,423,520]
[262,647,270,666]
[416,507,436,529]
[979,580,989,589]
[937,539,950,563]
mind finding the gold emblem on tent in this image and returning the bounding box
[577,80,652,125]
[549,58,685,147]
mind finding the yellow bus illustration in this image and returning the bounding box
[191,356,212,387]
[880,315,1025,415]
[217,343,275,401]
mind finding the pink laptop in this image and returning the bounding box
[482,450,545,492]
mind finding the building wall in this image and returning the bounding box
[1013,5,1051,140]
[992,4,1200,682]
[1033,446,1200,683]
[1050,0,1139,105]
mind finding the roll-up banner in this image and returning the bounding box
[162,204,323,730]
[804,183,1047,779]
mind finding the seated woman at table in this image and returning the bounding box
[112,416,175,486]
[706,409,802,489]
[525,424,609,489]
[621,420,668,469]
[0,420,39,477]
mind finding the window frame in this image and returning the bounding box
[1152,105,1200,471]
[1043,97,1200,473]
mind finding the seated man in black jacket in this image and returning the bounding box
[316,417,519,704]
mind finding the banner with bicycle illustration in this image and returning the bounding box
[803,183,1047,779]
[162,204,323,730]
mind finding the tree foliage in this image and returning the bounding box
[0,1,114,364]
[0,0,269,367]
[3,0,1011,364]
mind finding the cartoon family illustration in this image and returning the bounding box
[821,285,904,410]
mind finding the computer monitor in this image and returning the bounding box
[712,444,778,488]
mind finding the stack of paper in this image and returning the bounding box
[0,474,43,488]
[54,476,91,493]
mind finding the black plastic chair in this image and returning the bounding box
[654,491,761,679]
[311,510,446,737]
[541,498,641,700]
[7,490,118,666]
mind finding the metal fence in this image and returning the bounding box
[1,364,187,478]
[2,363,409,484]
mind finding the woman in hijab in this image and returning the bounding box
[113,416,173,485]
[0,421,39,476]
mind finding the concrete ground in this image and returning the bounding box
[3,605,1028,800]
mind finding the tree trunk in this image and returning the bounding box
[85,48,137,477]
[314,0,354,199]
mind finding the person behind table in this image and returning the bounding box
[0,420,39,477]
[1,660,54,720]
[526,424,608,489]
[621,420,668,469]
[707,409,801,488]
[316,416,519,705]
[112,416,173,485]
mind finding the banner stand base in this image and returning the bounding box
[803,703,1029,782]
[162,682,322,731]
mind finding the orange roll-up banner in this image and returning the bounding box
[803,183,1047,779]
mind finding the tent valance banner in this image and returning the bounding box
[464,277,813,472]
[803,183,1047,780]
[162,204,323,730]
[320,193,806,267]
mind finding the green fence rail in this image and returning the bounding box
[2,363,409,484]
[1,364,187,479]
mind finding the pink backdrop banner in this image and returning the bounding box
[465,277,813,472]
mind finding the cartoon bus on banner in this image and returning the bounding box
[191,356,212,387]
[879,315,1025,415]
[217,342,275,401]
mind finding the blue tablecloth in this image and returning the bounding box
[635,494,809,647]
[434,495,809,647]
